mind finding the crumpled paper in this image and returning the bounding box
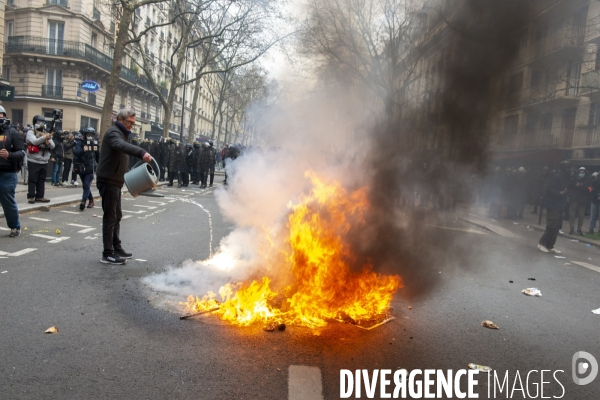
[522,288,542,297]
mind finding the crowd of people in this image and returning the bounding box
[129,138,239,188]
[0,104,243,244]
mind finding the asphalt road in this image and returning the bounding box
[1,185,599,399]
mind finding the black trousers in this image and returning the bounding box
[62,158,72,182]
[200,166,208,186]
[168,171,177,185]
[97,182,122,256]
[27,162,47,199]
[208,165,215,185]
[179,171,189,186]
[539,209,562,250]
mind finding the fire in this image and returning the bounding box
[186,171,403,328]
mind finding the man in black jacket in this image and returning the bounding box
[0,108,24,237]
[538,161,570,253]
[96,108,152,265]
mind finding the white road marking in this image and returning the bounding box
[84,236,98,240]
[0,227,10,231]
[122,215,132,219]
[147,201,167,205]
[133,205,157,209]
[122,210,146,214]
[29,217,51,222]
[168,200,176,203]
[60,210,80,214]
[0,248,37,256]
[30,234,70,243]
[68,223,92,228]
[78,228,96,233]
[571,261,600,274]
[288,366,324,400]
[135,259,147,262]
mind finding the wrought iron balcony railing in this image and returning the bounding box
[6,36,158,95]
[42,85,63,98]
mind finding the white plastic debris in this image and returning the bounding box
[1,271,7,274]
[571,239,579,242]
[522,288,542,297]
[554,256,565,259]
[592,308,600,315]
[135,259,147,262]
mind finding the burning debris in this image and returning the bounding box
[183,171,402,329]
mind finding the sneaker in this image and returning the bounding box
[537,244,549,253]
[58,182,64,187]
[87,201,94,208]
[9,228,21,237]
[72,181,79,186]
[114,249,132,259]
[559,230,564,235]
[28,198,35,204]
[79,201,85,211]
[36,198,50,203]
[548,247,561,254]
[100,254,127,265]
[578,230,584,236]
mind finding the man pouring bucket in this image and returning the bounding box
[96,107,152,265]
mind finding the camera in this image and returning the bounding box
[45,109,63,132]
[0,117,10,133]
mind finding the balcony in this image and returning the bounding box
[93,7,100,20]
[6,36,159,95]
[46,0,68,6]
[42,85,63,98]
[494,126,581,151]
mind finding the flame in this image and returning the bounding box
[187,171,403,328]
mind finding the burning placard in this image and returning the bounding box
[185,171,402,329]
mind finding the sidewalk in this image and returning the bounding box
[457,203,600,248]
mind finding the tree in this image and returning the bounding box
[300,0,423,120]
[99,0,171,142]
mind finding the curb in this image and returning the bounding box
[458,217,497,234]
[461,216,600,249]
[1,181,171,218]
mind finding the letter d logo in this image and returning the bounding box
[572,351,598,385]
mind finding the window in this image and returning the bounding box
[5,66,11,82]
[80,116,99,131]
[6,21,13,38]
[91,33,97,48]
[12,109,23,124]
[48,21,65,55]
[46,68,62,87]
[508,72,523,93]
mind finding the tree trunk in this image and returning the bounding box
[187,72,203,143]
[99,4,133,143]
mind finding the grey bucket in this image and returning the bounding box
[124,158,163,197]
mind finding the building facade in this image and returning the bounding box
[2,0,239,143]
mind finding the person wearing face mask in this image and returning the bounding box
[568,166,589,236]
[73,128,99,211]
[25,115,55,203]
